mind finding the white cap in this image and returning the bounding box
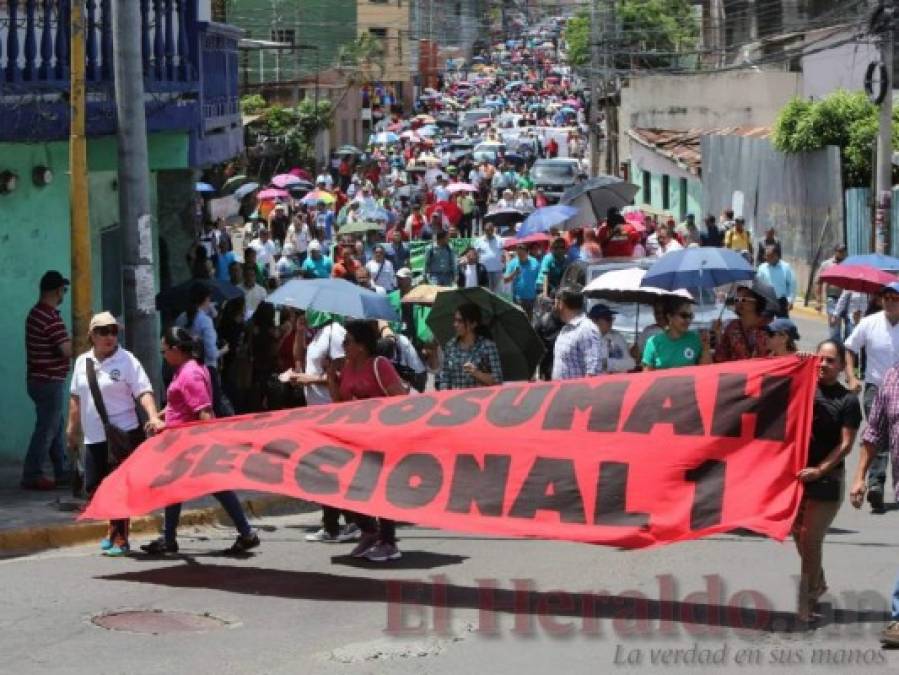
[396,267,413,279]
[308,240,322,252]
[89,311,118,332]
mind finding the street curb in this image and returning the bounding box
[789,301,826,323]
[0,494,313,556]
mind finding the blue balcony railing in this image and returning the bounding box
[0,0,243,164]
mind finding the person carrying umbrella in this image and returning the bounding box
[437,303,503,390]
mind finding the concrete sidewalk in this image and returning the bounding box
[0,462,312,556]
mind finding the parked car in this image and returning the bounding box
[530,158,581,203]
[459,107,494,131]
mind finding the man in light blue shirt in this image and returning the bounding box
[756,244,796,318]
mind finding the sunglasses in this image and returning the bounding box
[676,312,694,321]
[93,326,118,337]
[733,296,757,303]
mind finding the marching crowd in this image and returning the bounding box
[17,29,899,642]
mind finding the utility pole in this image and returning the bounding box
[588,0,601,177]
[603,0,618,176]
[112,1,160,387]
[875,3,895,255]
[70,0,91,355]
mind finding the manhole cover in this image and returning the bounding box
[92,610,232,634]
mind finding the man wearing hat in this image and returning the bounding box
[588,304,636,373]
[300,241,333,279]
[22,271,72,490]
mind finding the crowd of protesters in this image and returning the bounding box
[20,25,899,643]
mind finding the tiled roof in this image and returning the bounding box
[628,127,771,174]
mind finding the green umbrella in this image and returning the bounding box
[339,221,383,236]
[222,174,250,193]
[426,287,545,382]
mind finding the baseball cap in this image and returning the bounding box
[883,281,899,295]
[40,270,70,292]
[588,303,617,321]
[88,311,118,332]
[396,267,413,279]
[308,240,322,252]
[763,318,800,341]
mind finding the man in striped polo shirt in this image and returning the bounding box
[22,270,72,490]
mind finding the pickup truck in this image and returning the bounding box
[530,158,581,203]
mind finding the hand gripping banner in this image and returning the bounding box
[82,356,817,548]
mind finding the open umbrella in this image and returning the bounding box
[337,145,364,156]
[517,204,578,237]
[233,182,260,200]
[818,263,897,294]
[483,208,525,229]
[435,117,459,129]
[400,130,422,142]
[400,284,448,305]
[414,114,436,124]
[155,279,243,313]
[271,174,303,188]
[561,176,639,225]
[447,182,477,194]
[427,288,545,382]
[222,174,250,193]
[642,247,755,290]
[339,221,383,236]
[842,253,899,271]
[301,189,336,206]
[289,167,312,180]
[426,200,463,226]
[371,131,400,145]
[419,125,440,137]
[257,188,289,201]
[359,205,390,222]
[195,182,215,193]
[585,268,694,304]
[266,278,398,322]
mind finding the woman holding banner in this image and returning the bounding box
[328,320,408,562]
[713,286,770,362]
[641,298,712,371]
[793,340,861,624]
[139,327,260,556]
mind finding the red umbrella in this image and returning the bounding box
[819,264,896,294]
[289,167,311,180]
[426,200,462,226]
[503,232,551,250]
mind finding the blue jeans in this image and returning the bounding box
[23,379,68,483]
[892,573,899,620]
[163,490,252,542]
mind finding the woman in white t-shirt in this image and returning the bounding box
[66,312,162,557]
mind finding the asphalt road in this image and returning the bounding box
[6,313,898,675]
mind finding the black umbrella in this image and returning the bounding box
[561,176,639,223]
[155,279,243,313]
[435,118,459,129]
[483,208,525,229]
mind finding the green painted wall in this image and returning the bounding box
[628,161,702,220]
[227,0,358,84]
[0,133,187,464]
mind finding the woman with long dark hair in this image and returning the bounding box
[438,303,503,390]
[139,327,259,555]
[713,286,770,362]
[327,320,407,562]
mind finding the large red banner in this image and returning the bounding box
[82,357,817,548]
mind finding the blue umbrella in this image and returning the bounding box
[371,131,399,145]
[233,182,260,200]
[843,253,899,270]
[418,125,439,137]
[642,247,755,290]
[518,205,579,237]
[266,278,399,321]
[560,106,576,115]
[195,182,215,193]
[360,205,390,222]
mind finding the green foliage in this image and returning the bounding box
[563,1,699,71]
[239,94,267,114]
[772,90,897,187]
[244,98,334,172]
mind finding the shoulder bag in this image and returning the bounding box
[86,358,143,465]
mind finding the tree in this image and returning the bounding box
[772,90,899,188]
[563,1,698,71]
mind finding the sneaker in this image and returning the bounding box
[336,524,361,542]
[139,537,179,555]
[21,477,55,491]
[364,542,402,562]
[100,538,113,551]
[103,543,130,557]
[868,489,885,513]
[350,532,379,558]
[224,531,260,555]
[305,528,340,543]
[881,621,899,646]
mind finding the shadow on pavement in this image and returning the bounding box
[329,551,469,570]
[97,565,890,634]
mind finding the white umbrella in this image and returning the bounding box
[584,268,694,304]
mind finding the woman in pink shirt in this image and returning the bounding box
[328,320,407,562]
[139,327,260,556]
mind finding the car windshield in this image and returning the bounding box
[463,110,490,123]
[532,163,576,179]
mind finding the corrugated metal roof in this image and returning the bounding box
[628,127,771,175]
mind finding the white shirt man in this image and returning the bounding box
[285,219,310,256]
[303,321,346,406]
[845,285,899,392]
[249,229,278,268]
[474,223,505,292]
[366,248,397,292]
